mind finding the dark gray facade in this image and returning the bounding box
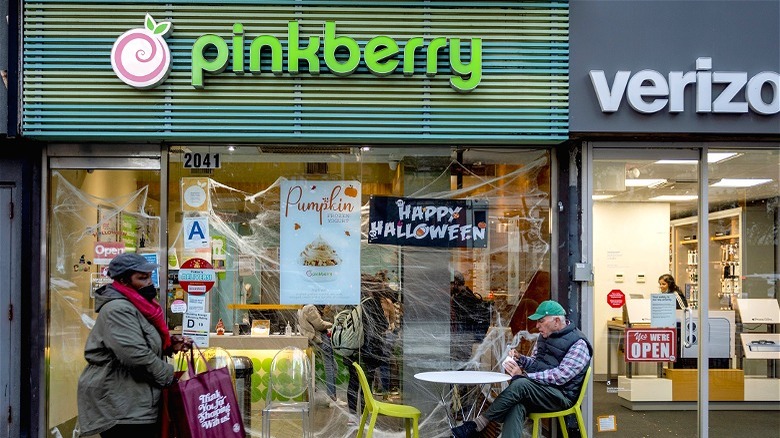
[570,0,780,135]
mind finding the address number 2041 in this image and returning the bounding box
[183,152,221,169]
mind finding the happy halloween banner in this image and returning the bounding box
[368,196,488,248]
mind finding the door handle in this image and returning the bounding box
[683,307,693,348]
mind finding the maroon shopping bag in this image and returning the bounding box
[168,347,246,438]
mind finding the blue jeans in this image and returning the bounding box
[484,377,570,437]
[317,332,337,399]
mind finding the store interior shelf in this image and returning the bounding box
[712,234,740,241]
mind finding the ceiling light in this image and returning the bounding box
[361,146,371,152]
[227,145,236,152]
[655,152,739,165]
[707,152,738,163]
[624,178,667,188]
[592,195,615,200]
[655,159,697,164]
[649,195,698,202]
[711,178,772,188]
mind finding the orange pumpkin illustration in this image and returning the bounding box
[344,185,358,198]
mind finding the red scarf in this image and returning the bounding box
[112,281,172,352]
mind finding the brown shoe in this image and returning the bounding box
[478,421,500,438]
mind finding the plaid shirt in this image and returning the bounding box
[516,338,591,386]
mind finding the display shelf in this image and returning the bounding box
[712,234,740,241]
[670,207,743,312]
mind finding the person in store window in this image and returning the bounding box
[451,300,592,438]
[77,253,192,438]
[298,304,340,405]
[659,273,696,369]
[344,273,391,423]
[659,273,688,309]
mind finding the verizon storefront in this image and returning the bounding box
[571,0,779,435]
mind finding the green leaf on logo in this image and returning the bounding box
[145,14,156,32]
[154,22,171,35]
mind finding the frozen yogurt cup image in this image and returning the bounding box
[300,235,341,266]
[299,236,341,282]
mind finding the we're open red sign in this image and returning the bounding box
[625,328,677,362]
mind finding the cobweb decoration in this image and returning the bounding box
[47,170,161,434]
[192,151,550,437]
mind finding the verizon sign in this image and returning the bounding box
[590,57,780,115]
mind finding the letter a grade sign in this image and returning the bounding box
[179,258,216,295]
[183,216,210,250]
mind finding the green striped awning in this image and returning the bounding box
[22,1,569,143]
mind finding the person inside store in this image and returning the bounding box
[450,271,491,362]
[298,303,341,405]
[77,253,193,438]
[451,300,592,438]
[659,273,688,309]
[344,272,391,423]
[658,273,696,368]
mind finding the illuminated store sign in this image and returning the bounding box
[112,15,483,92]
[193,21,482,92]
[589,57,780,115]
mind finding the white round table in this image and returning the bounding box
[414,371,510,428]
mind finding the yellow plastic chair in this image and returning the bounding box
[353,362,421,438]
[529,365,592,438]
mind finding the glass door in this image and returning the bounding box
[589,147,702,434]
[588,145,780,437]
[45,154,162,438]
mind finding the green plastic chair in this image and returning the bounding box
[529,365,592,438]
[353,362,420,438]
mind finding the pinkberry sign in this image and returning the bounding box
[111,14,173,89]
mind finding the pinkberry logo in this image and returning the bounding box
[111,14,173,89]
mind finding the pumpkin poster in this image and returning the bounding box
[279,180,362,304]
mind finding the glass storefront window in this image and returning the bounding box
[47,168,161,436]
[166,145,552,434]
[591,145,780,437]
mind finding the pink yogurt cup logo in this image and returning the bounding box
[111,14,173,89]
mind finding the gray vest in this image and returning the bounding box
[526,323,593,402]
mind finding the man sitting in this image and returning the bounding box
[451,300,592,438]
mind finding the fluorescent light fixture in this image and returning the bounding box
[655,159,697,164]
[655,152,739,165]
[625,178,667,188]
[592,195,615,200]
[361,146,371,152]
[711,178,772,188]
[649,195,698,202]
[707,152,738,163]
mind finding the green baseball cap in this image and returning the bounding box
[528,300,566,320]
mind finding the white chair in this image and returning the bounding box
[262,347,313,438]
